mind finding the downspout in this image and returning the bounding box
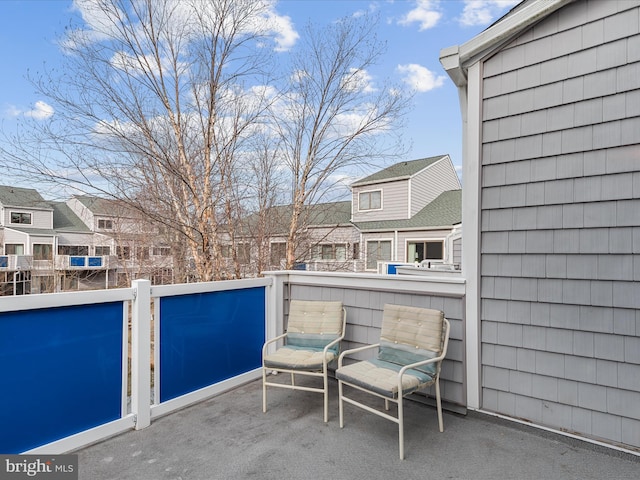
[440,46,482,411]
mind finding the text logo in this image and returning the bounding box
[0,455,77,480]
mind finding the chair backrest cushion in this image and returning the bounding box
[286,300,344,352]
[378,304,444,376]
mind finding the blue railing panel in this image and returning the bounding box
[69,256,86,267]
[159,286,265,403]
[0,302,124,453]
[88,257,103,267]
[0,256,7,268]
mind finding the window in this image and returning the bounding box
[95,246,111,256]
[237,244,250,265]
[98,219,113,230]
[359,190,382,211]
[10,212,32,225]
[318,243,347,261]
[33,244,53,260]
[116,246,131,259]
[221,245,231,258]
[152,247,171,256]
[366,240,391,270]
[407,241,444,262]
[58,245,89,256]
[136,246,149,260]
[270,242,286,266]
[352,242,360,260]
[4,244,24,255]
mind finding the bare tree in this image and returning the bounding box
[272,14,410,269]
[1,0,279,281]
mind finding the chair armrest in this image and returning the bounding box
[338,343,380,367]
[397,352,447,378]
[262,332,289,358]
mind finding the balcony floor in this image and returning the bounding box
[76,378,639,480]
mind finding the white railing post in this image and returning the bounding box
[131,279,151,430]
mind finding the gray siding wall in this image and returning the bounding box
[4,208,52,229]
[479,0,640,449]
[286,283,466,408]
[410,158,461,216]
[352,180,409,223]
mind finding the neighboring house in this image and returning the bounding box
[350,155,462,271]
[0,187,174,295]
[67,195,174,286]
[259,155,462,273]
[441,0,640,452]
[260,201,360,272]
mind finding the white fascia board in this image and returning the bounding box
[440,0,575,86]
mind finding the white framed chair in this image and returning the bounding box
[262,299,346,423]
[336,304,450,459]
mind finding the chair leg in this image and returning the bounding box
[436,379,444,432]
[338,380,345,428]
[398,395,405,460]
[323,368,329,423]
[262,368,267,413]
[384,399,390,411]
[290,372,295,386]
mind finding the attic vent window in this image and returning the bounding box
[359,190,381,211]
[10,212,32,225]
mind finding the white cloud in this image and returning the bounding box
[264,10,299,52]
[459,0,520,27]
[398,0,442,31]
[341,68,377,94]
[397,64,445,92]
[7,101,54,120]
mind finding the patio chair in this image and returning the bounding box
[336,304,450,459]
[262,299,346,423]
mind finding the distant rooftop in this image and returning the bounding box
[73,195,130,217]
[0,185,50,209]
[351,155,447,187]
[51,201,91,232]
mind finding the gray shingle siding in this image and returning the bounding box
[479,0,640,449]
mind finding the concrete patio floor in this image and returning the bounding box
[76,378,639,480]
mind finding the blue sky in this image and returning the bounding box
[0,0,519,187]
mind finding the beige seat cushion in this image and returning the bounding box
[264,346,337,370]
[336,359,433,399]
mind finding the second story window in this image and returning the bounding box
[95,246,111,256]
[359,190,381,211]
[33,244,52,261]
[98,219,113,230]
[10,212,32,225]
[58,245,89,256]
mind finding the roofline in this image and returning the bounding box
[351,155,449,188]
[1,204,53,212]
[356,225,457,233]
[439,0,575,87]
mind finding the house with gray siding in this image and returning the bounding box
[351,155,462,271]
[0,187,174,294]
[441,0,640,452]
[261,156,462,273]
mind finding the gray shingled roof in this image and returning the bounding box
[73,195,118,215]
[351,155,446,187]
[0,185,49,209]
[353,189,461,231]
[242,201,352,235]
[50,201,91,232]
